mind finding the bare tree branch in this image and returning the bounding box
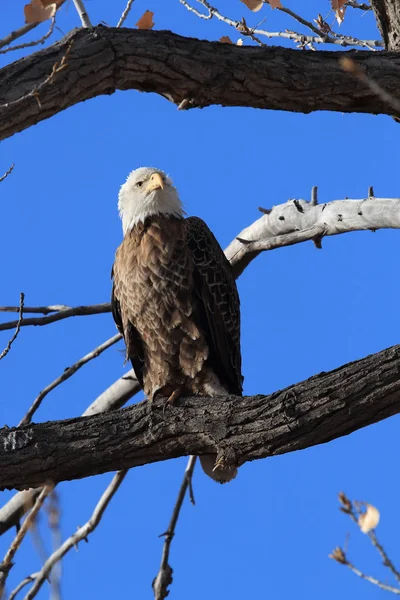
[182,0,381,49]
[331,493,400,594]
[0,164,15,183]
[0,305,70,314]
[0,303,111,332]
[117,0,136,27]
[227,194,400,277]
[8,575,37,600]
[0,17,56,56]
[20,471,126,600]
[72,0,92,28]
[1,27,399,143]
[18,333,122,427]
[153,456,197,600]
[0,293,24,361]
[1,343,400,490]
[0,485,53,598]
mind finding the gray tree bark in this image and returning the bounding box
[1,26,400,142]
[1,343,400,491]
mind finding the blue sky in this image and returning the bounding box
[1,1,400,599]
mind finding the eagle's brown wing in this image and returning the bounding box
[185,217,243,395]
[111,273,145,389]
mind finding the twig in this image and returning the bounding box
[0,17,56,55]
[0,304,70,314]
[337,493,400,585]
[8,576,37,600]
[347,0,371,9]
[330,548,400,594]
[179,0,212,19]
[21,471,127,600]
[117,0,136,27]
[0,24,38,52]
[0,485,53,598]
[0,164,15,183]
[340,57,400,114]
[0,293,24,361]
[72,0,92,28]
[0,302,111,332]
[0,0,66,51]
[183,0,382,48]
[153,456,197,600]
[18,333,122,427]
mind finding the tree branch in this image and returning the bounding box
[0,369,140,536]
[153,456,197,600]
[1,343,400,491]
[1,26,400,142]
[370,0,400,50]
[0,303,110,332]
[18,333,122,427]
[19,471,126,600]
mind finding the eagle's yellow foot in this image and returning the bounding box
[167,389,182,405]
[162,389,182,418]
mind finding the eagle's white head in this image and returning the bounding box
[118,167,184,234]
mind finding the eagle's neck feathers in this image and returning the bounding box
[119,188,184,235]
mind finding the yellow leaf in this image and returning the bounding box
[219,36,233,44]
[358,504,380,533]
[240,0,263,11]
[24,0,56,24]
[136,10,155,30]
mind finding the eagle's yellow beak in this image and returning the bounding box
[146,172,164,192]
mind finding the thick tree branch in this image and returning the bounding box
[1,344,400,491]
[1,26,400,142]
[370,0,400,50]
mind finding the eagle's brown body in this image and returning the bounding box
[112,215,242,401]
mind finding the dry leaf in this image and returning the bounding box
[240,0,263,12]
[136,10,155,30]
[331,0,347,24]
[358,504,380,533]
[24,0,56,24]
[267,0,282,7]
[237,38,244,46]
[219,36,233,44]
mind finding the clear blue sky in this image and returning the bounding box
[1,1,400,599]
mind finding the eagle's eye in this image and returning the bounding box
[136,181,144,188]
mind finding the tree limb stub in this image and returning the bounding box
[1,26,400,142]
[1,344,400,491]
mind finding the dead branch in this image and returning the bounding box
[182,0,380,48]
[19,333,122,426]
[331,493,400,594]
[117,0,136,27]
[153,456,197,600]
[1,343,400,491]
[0,303,111,332]
[20,471,126,600]
[0,17,56,56]
[0,163,15,183]
[0,293,24,361]
[0,485,53,598]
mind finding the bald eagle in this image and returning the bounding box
[111,167,243,483]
